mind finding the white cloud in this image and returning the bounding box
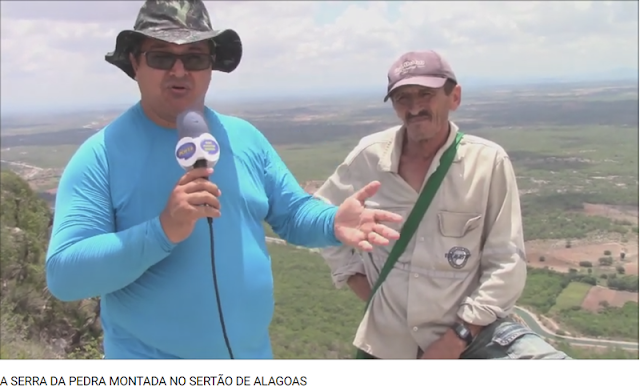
[1,0,637,113]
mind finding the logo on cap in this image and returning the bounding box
[394,59,426,76]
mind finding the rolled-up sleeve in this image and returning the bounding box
[314,160,365,288]
[457,153,527,325]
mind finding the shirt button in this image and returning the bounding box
[419,237,424,242]
[413,273,419,278]
[412,326,418,332]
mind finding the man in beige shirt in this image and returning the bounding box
[315,50,569,359]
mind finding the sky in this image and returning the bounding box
[1,0,638,113]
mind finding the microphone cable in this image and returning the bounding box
[177,111,230,358]
[194,158,234,359]
[206,216,234,359]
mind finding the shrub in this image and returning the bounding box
[598,257,613,266]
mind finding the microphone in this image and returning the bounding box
[173,110,234,359]
[175,110,221,171]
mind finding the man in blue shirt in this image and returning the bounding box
[46,0,402,359]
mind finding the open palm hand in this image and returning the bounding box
[334,181,403,251]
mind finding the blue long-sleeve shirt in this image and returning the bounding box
[45,102,341,359]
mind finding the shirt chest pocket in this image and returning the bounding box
[432,211,483,272]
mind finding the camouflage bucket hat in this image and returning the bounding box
[105,0,242,80]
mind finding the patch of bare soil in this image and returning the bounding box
[526,239,638,275]
[581,286,639,312]
[624,262,638,275]
[582,203,638,224]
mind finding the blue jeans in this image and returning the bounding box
[461,319,570,359]
[357,319,570,359]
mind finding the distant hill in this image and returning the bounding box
[460,72,639,89]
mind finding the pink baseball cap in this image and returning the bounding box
[384,50,457,102]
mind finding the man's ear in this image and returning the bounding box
[449,85,462,112]
[129,53,139,77]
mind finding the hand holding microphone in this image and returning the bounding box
[160,110,222,244]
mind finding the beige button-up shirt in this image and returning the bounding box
[315,122,527,359]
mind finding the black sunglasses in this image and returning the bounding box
[142,51,214,71]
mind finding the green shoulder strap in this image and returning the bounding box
[355,131,464,359]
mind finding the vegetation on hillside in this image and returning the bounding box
[552,341,637,359]
[519,268,638,341]
[0,170,101,359]
[270,244,638,358]
[270,244,362,359]
[521,193,636,241]
[557,302,638,340]
[549,282,592,314]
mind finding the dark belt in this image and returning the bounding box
[356,347,423,359]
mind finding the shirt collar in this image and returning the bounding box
[378,121,461,173]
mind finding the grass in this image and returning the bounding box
[268,243,362,359]
[275,139,357,184]
[550,282,592,313]
[518,268,569,314]
[476,125,639,190]
[555,302,639,340]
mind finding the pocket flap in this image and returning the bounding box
[437,211,482,238]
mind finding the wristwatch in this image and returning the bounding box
[451,322,474,347]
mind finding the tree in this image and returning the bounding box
[620,252,626,260]
[604,250,612,256]
[608,275,639,292]
[616,266,625,275]
[579,261,593,268]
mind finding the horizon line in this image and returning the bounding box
[1,76,638,117]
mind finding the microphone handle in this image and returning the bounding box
[193,159,208,169]
[192,159,214,224]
